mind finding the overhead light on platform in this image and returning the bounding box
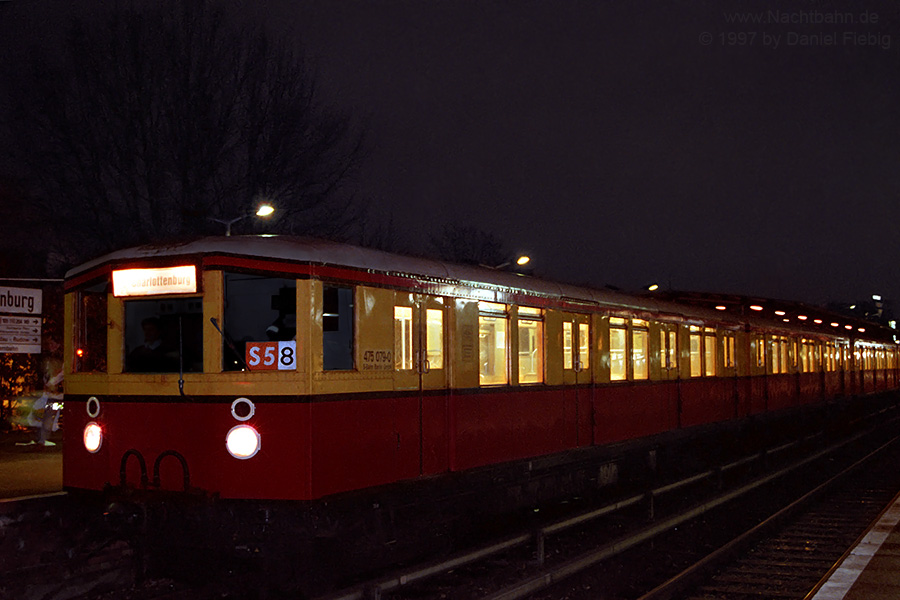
[775,310,786,316]
[831,323,839,327]
[715,305,726,311]
[797,315,808,321]
[858,327,866,333]
[814,319,822,324]
[749,305,763,311]
[845,325,853,330]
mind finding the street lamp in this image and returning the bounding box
[210,204,275,236]
[481,254,531,270]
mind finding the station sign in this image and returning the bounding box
[0,315,41,354]
[0,286,42,315]
[0,286,43,353]
[112,265,197,297]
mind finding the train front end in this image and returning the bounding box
[62,250,314,502]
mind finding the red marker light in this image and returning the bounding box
[76,348,85,358]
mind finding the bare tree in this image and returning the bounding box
[429,224,509,267]
[1,1,366,269]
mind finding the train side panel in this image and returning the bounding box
[593,382,678,443]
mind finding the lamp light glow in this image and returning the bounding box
[83,422,103,453]
[226,424,261,459]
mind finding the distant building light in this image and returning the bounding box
[715,305,726,311]
[775,310,786,316]
[749,305,763,311]
[873,294,882,302]
[890,321,897,330]
[849,305,856,310]
[647,283,659,291]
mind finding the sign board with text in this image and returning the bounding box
[0,315,42,354]
[0,286,42,315]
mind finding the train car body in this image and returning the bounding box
[62,236,900,505]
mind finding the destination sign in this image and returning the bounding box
[112,265,197,297]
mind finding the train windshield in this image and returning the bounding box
[123,297,203,373]
[223,274,297,371]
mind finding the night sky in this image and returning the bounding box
[3,1,900,307]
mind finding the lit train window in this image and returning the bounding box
[479,302,508,385]
[579,323,590,371]
[123,297,203,373]
[323,286,355,371]
[723,334,735,369]
[659,328,678,371]
[563,322,573,370]
[689,326,702,377]
[610,318,627,381]
[425,309,444,368]
[632,320,648,380]
[394,306,414,370]
[704,330,716,377]
[74,282,108,373]
[771,336,789,374]
[518,307,543,384]
[223,274,296,371]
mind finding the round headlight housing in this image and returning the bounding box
[83,422,103,453]
[226,424,260,459]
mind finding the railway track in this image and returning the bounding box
[640,436,900,600]
[317,405,900,600]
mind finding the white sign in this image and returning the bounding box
[0,315,42,354]
[0,286,42,314]
[112,265,197,297]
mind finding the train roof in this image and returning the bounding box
[66,235,897,343]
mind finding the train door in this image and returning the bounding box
[393,295,448,475]
[562,313,592,446]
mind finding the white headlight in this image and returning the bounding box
[226,424,260,459]
[84,422,103,453]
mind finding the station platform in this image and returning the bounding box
[0,428,63,500]
[812,491,900,599]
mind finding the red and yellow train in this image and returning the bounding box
[62,235,900,504]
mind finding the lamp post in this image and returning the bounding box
[210,204,275,236]
[481,254,531,270]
